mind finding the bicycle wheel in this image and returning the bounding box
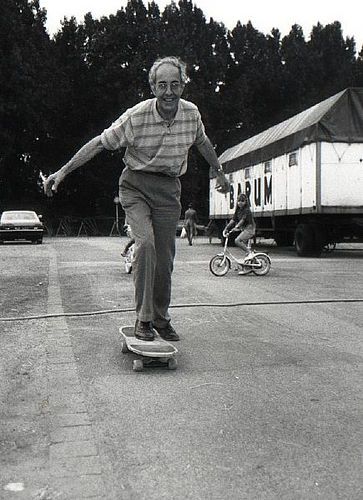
[252,254,271,276]
[209,255,230,276]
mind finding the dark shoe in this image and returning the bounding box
[153,323,180,341]
[134,320,155,341]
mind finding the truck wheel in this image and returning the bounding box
[295,224,315,256]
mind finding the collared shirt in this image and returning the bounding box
[100,98,207,177]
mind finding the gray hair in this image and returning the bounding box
[149,56,188,87]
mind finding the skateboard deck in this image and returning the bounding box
[119,326,178,371]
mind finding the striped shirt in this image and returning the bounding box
[100,98,207,177]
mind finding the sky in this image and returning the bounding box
[39,0,363,52]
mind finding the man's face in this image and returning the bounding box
[152,63,184,118]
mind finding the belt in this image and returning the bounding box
[133,169,175,178]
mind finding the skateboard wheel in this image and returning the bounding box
[133,359,144,372]
[167,358,177,370]
[121,341,129,353]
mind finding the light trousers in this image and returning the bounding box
[119,168,181,326]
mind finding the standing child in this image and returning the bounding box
[121,223,135,257]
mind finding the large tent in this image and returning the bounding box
[217,87,363,174]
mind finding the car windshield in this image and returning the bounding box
[1,212,38,223]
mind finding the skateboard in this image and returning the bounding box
[119,326,178,371]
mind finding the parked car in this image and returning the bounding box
[0,210,44,244]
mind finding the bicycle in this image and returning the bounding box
[209,234,271,276]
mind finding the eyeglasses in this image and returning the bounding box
[155,82,183,92]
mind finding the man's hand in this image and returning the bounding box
[215,171,230,194]
[43,171,64,197]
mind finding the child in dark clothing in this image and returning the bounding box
[223,193,256,261]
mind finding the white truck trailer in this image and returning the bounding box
[210,87,363,256]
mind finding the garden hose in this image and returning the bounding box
[0,298,361,322]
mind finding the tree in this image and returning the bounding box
[45,0,169,218]
[353,47,363,86]
[306,21,356,101]
[0,0,63,209]
[2,1,361,223]
[281,24,311,115]
[220,21,285,150]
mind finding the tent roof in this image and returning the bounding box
[217,87,363,175]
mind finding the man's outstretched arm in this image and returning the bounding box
[44,135,105,196]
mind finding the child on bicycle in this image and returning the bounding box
[223,193,256,262]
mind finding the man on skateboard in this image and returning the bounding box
[43,56,229,342]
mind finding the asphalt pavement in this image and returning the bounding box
[0,236,362,499]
